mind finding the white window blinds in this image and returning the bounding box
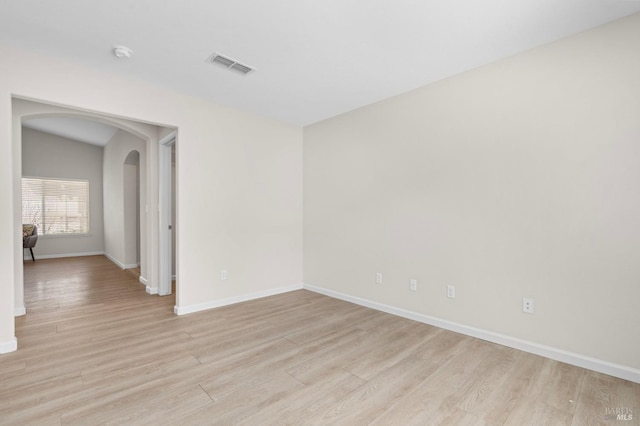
[22,177,90,235]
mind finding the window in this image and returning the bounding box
[22,177,90,235]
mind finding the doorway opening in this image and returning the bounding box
[159,133,177,296]
[123,150,141,272]
[13,97,178,320]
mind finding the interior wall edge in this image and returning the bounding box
[104,253,130,270]
[0,337,17,354]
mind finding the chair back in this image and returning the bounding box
[23,224,38,248]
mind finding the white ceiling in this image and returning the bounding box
[2,1,639,127]
[23,117,119,147]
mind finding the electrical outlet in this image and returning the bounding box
[522,298,534,314]
[409,279,417,291]
[447,285,455,299]
[375,272,383,284]
[220,270,228,281]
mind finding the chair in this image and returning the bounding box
[23,224,38,261]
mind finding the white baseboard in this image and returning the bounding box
[14,306,26,317]
[104,253,140,270]
[104,253,126,269]
[25,251,105,261]
[0,337,17,354]
[303,283,640,384]
[146,286,159,295]
[174,283,304,316]
[139,276,148,286]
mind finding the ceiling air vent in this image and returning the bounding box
[206,52,255,75]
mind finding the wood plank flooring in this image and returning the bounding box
[1,256,638,425]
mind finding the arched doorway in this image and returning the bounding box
[12,97,176,319]
[123,150,141,270]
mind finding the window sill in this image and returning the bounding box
[39,233,93,239]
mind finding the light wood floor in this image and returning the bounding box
[1,256,638,425]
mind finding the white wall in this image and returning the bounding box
[21,127,104,258]
[0,42,303,352]
[304,14,640,374]
[103,130,145,269]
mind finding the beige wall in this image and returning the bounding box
[304,14,640,371]
[1,87,16,349]
[22,127,105,258]
[0,43,303,352]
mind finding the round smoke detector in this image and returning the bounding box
[113,45,133,59]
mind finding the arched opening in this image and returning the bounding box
[123,150,141,270]
[13,97,177,323]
